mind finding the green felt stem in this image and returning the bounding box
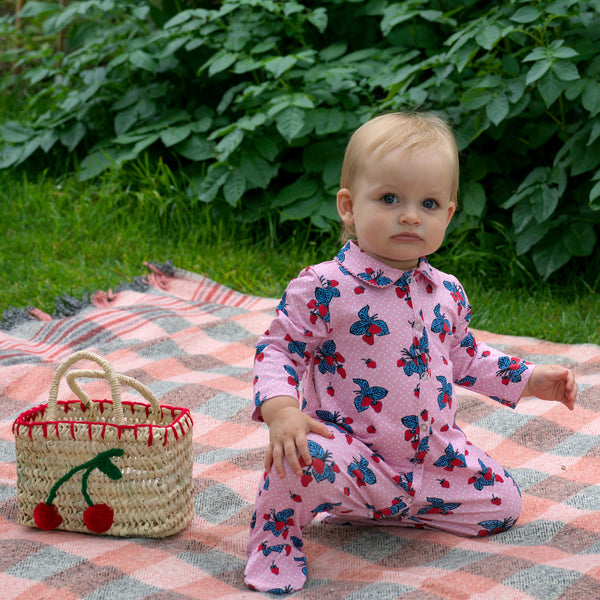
[45,448,125,505]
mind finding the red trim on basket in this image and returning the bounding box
[13,399,193,447]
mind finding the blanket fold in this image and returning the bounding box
[1,263,599,599]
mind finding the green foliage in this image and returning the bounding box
[1,0,600,279]
[1,168,599,344]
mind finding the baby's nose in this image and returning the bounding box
[399,209,420,224]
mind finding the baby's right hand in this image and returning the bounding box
[260,396,333,478]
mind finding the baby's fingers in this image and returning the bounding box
[309,418,335,440]
[269,443,289,479]
[292,435,312,478]
[263,446,274,474]
[563,371,578,410]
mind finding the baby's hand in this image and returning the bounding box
[260,396,333,478]
[522,364,577,410]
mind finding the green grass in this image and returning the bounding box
[1,167,599,345]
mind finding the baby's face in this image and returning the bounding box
[337,144,456,271]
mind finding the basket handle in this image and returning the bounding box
[47,351,121,422]
[46,351,160,424]
[66,369,161,423]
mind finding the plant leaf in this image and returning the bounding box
[223,168,246,206]
[273,176,318,207]
[537,70,563,107]
[563,222,596,256]
[526,59,552,85]
[461,181,486,217]
[174,135,214,161]
[129,50,158,73]
[532,239,571,280]
[551,59,579,82]
[486,94,509,126]
[1,121,33,143]
[264,55,298,79]
[511,7,542,23]
[276,106,305,142]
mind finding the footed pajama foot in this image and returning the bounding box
[245,542,307,594]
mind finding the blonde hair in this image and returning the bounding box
[339,112,459,241]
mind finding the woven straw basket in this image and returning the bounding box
[13,351,194,537]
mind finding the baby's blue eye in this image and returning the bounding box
[381,193,397,205]
[423,198,438,209]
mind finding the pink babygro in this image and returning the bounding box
[245,241,533,594]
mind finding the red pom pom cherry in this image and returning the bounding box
[83,503,114,533]
[33,502,63,530]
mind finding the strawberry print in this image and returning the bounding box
[349,305,390,346]
[431,303,452,342]
[348,455,376,487]
[393,272,412,306]
[477,517,516,536]
[352,378,387,413]
[418,497,461,515]
[315,340,346,378]
[496,356,529,385]
[397,329,430,378]
[435,375,453,410]
[443,280,467,315]
[433,443,467,471]
[307,277,340,324]
[358,268,392,286]
[263,508,295,539]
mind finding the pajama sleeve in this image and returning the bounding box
[449,278,534,408]
[252,267,330,422]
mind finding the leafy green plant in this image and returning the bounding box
[1,0,599,279]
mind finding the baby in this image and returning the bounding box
[244,112,577,594]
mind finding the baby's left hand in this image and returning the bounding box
[522,364,577,410]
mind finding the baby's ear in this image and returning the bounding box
[336,188,355,226]
[446,201,457,225]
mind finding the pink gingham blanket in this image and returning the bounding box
[1,263,599,599]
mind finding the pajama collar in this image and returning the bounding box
[334,240,440,289]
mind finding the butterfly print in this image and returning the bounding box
[348,455,377,486]
[436,375,453,410]
[443,280,467,315]
[397,329,430,377]
[477,517,516,536]
[358,267,392,286]
[307,277,340,324]
[315,340,346,378]
[433,443,467,471]
[353,378,388,413]
[349,305,390,345]
[417,497,462,515]
[496,356,528,384]
[431,303,452,342]
[263,508,295,538]
[393,272,412,306]
[468,458,503,490]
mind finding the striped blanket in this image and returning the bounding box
[1,263,599,599]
